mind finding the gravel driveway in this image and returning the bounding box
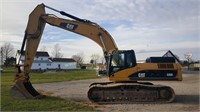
[34,73,199,112]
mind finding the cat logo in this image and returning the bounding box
[138,73,145,78]
[60,23,78,30]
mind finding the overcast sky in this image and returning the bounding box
[0,0,199,62]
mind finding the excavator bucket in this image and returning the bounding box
[10,81,43,99]
[10,73,44,99]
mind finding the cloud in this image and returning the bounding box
[1,0,199,61]
[110,23,198,49]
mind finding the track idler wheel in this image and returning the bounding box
[159,87,175,103]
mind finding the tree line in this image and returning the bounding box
[0,42,15,67]
[0,42,104,68]
[3,42,196,69]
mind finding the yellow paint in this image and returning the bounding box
[109,63,182,82]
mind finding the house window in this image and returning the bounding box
[38,63,40,66]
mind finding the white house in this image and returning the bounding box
[16,51,77,71]
[49,58,77,70]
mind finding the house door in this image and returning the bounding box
[58,64,61,69]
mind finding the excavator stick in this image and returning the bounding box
[10,4,46,99]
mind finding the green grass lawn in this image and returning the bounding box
[1,67,98,111]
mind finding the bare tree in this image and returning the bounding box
[72,52,84,67]
[51,44,63,58]
[0,46,4,66]
[0,42,14,66]
[91,54,100,65]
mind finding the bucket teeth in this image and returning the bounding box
[10,79,44,99]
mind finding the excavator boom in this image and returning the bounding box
[42,15,117,53]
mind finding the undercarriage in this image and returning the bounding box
[88,82,175,103]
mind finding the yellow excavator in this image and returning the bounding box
[10,4,182,103]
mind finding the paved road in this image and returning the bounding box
[34,73,199,112]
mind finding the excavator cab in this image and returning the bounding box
[98,50,136,76]
[108,50,137,76]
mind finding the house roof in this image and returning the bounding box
[51,58,76,62]
[162,50,181,63]
[18,50,49,57]
[21,60,51,63]
[136,50,180,63]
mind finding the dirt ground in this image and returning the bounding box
[34,72,200,112]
